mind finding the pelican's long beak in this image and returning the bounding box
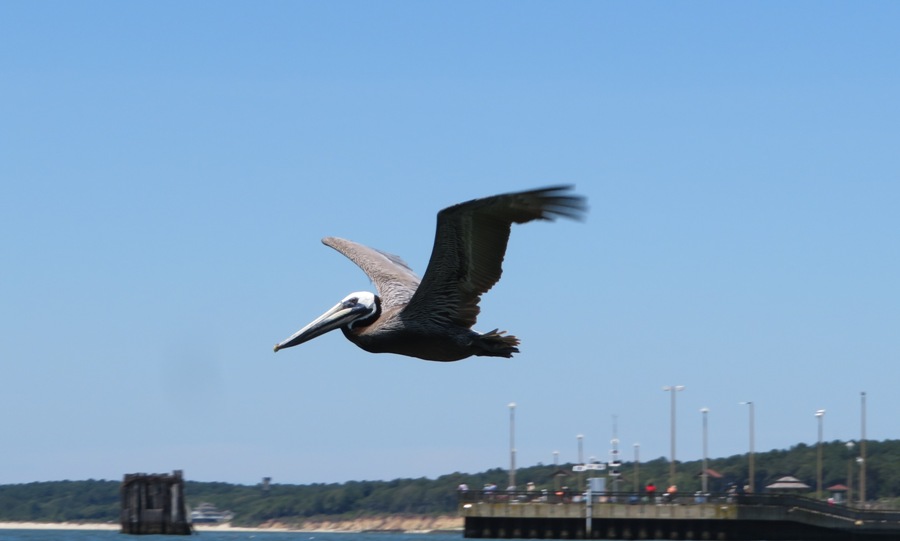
[274,301,363,352]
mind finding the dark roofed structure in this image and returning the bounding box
[765,475,811,491]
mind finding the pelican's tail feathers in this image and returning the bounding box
[475,329,520,358]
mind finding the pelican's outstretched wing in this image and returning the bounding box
[402,185,587,328]
[322,237,421,309]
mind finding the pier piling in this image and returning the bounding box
[120,470,191,535]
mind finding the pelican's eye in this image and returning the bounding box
[343,298,358,308]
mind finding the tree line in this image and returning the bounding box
[2,439,899,526]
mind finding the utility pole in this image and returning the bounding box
[740,401,756,492]
[860,391,867,506]
[663,385,685,487]
[816,409,825,500]
[508,403,516,490]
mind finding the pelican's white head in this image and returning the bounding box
[274,291,378,352]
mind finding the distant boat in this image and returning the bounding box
[189,502,234,524]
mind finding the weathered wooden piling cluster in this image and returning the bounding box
[120,470,191,535]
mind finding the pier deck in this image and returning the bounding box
[459,491,900,540]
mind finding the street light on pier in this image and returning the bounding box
[633,443,641,492]
[740,401,755,492]
[700,407,709,494]
[816,409,826,500]
[662,385,685,486]
[846,441,855,504]
[577,434,584,491]
[860,391,867,506]
[552,450,561,490]
[508,402,516,490]
[609,438,621,493]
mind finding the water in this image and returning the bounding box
[0,531,464,541]
[0,531,814,541]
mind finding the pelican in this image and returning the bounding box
[274,185,587,361]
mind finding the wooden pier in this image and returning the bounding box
[120,470,192,535]
[459,491,900,540]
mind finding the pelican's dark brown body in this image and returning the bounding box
[274,186,587,361]
[341,307,519,361]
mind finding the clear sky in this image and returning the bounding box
[2,2,898,486]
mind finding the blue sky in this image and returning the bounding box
[1,2,898,486]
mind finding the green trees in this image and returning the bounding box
[0,480,120,522]
[1,439,899,525]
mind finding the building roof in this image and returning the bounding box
[765,476,811,490]
[695,468,723,479]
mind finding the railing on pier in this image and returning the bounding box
[458,489,900,539]
[459,489,736,506]
[460,488,900,514]
[737,492,900,523]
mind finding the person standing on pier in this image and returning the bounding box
[666,484,678,503]
[645,481,657,502]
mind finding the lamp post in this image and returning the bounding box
[860,391,867,506]
[634,443,641,493]
[609,438,621,493]
[816,409,825,500]
[552,450,561,490]
[508,402,516,490]
[700,407,709,494]
[846,441,855,505]
[662,385,685,486]
[740,401,755,492]
[577,434,584,490]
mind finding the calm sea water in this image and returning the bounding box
[0,531,803,541]
[0,532,465,541]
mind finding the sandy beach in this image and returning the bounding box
[0,522,291,532]
[0,523,119,531]
[0,519,462,533]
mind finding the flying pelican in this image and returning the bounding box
[273,185,587,361]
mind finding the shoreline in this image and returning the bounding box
[0,522,286,532]
[0,521,464,534]
[0,522,118,531]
